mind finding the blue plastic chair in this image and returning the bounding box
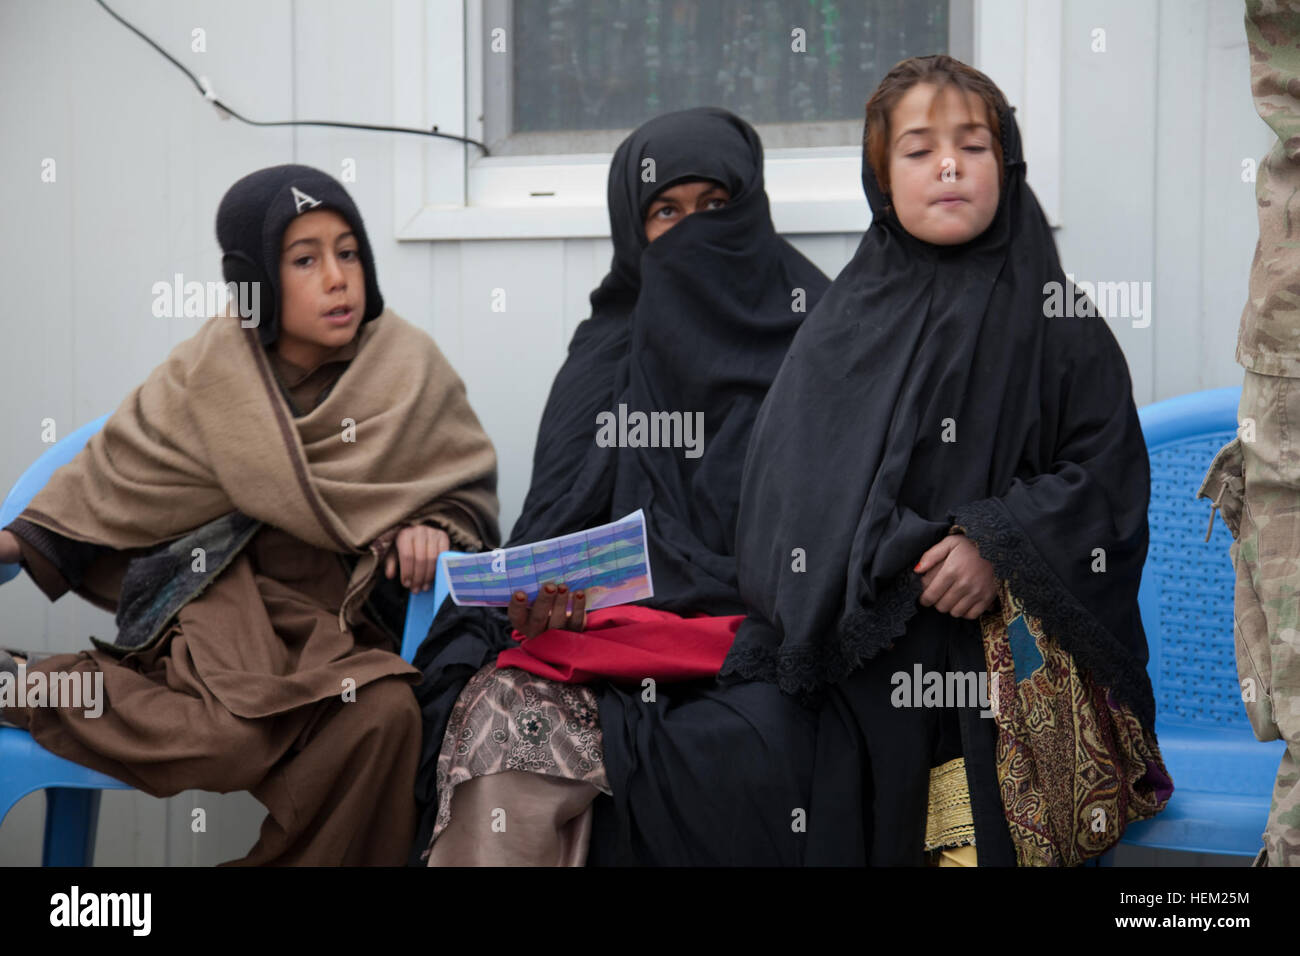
[400,551,464,663]
[0,414,460,865]
[1117,386,1286,858]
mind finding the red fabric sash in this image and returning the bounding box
[495,606,742,683]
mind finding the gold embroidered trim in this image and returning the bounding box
[925,756,977,851]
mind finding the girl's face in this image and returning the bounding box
[276,208,366,368]
[643,179,731,242]
[886,82,1000,246]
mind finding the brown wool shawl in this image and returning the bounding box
[20,309,500,628]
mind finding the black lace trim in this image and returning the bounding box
[721,570,923,704]
[724,499,1157,730]
[950,497,1157,731]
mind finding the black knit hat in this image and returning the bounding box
[215,164,384,346]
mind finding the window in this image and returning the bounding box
[392,0,1060,240]
[484,0,969,155]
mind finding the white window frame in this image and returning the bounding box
[392,0,1061,241]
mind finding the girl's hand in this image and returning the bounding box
[384,524,450,593]
[914,533,998,620]
[507,582,587,639]
[0,530,19,565]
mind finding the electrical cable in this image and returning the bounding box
[93,0,490,155]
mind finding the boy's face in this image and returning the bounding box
[886,82,1000,246]
[643,179,731,243]
[276,208,366,365]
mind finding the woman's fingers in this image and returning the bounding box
[507,591,529,633]
[384,549,398,580]
[548,584,570,629]
[568,590,587,631]
[528,583,558,635]
[506,581,586,637]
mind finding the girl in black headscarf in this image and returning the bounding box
[411,107,831,865]
[725,56,1172,866]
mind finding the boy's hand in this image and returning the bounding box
[0,530,18,565]
[508,582,587,639]
[384,524,450,593]
[914,533,998,620]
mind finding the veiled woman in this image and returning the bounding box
[411,107,832,866]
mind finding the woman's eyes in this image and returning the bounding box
[648,199,726,220]
[963,145,988,153]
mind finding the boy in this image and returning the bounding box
[0,164,499,865]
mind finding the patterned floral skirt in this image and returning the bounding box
[424,663,612,857]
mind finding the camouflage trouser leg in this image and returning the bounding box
[1259,744,1300,866]
[1235,369,1300,866]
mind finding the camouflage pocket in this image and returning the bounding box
[1197,437,1245,541]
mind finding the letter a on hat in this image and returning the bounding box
[291,186,322,214]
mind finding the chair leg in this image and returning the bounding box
[42,787,102,867]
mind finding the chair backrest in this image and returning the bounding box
[1137,387,1244,730]
[0,414,110,585]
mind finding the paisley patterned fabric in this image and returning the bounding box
[980,582,1173,866]
[422,664,612,859]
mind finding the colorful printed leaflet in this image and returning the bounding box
[444,509,654,611]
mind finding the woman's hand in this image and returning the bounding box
[0,530,19,565]
[507,581,587,639]
[384,524,450,593]
[914,533,998,620]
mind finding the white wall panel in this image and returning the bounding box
[0,0,1269,865]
